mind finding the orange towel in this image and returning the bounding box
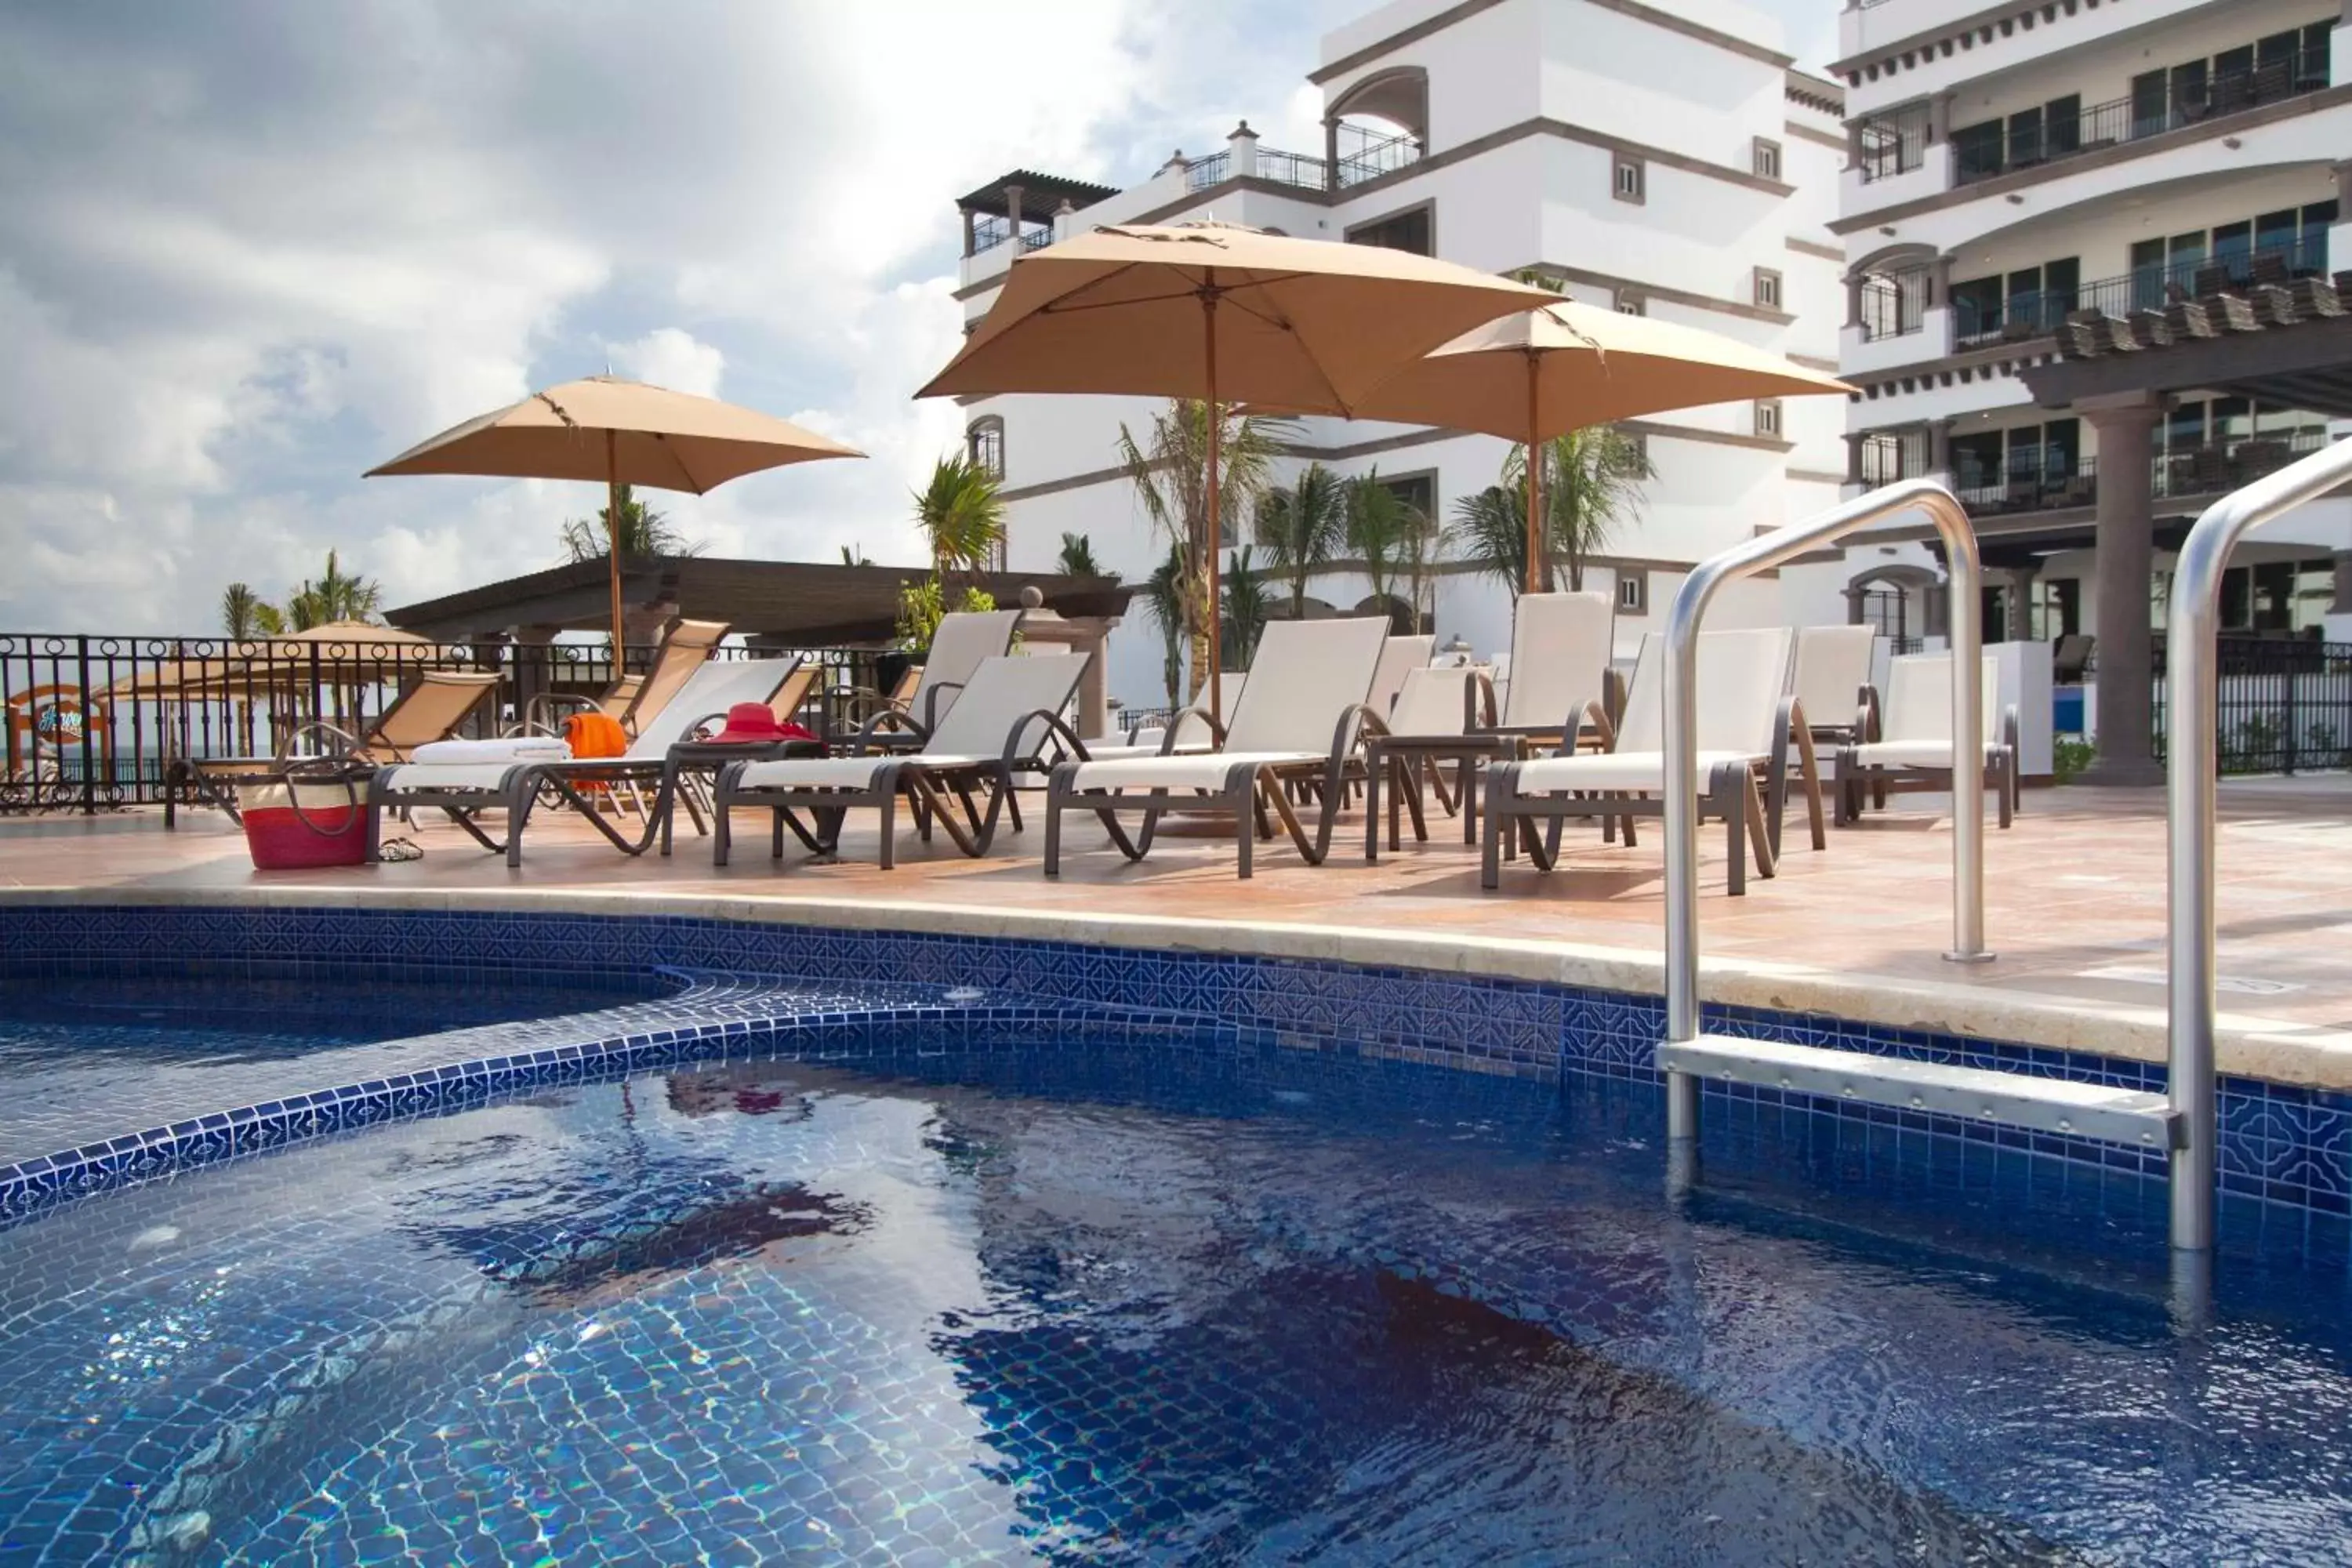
[564,713,629,759]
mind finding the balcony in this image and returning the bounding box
[1952,238,2331,352]
[1182,126,1422,196]
[1942,431,2332,520]
[1951,45,2331,189]
[971,216,1056,256]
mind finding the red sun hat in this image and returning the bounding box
[706,702,793,744]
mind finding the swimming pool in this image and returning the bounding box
[3,1027,2350,1563]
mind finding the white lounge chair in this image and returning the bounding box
[1494,591,1617,748]
[1362,665,1497,858]
[1480,627,1824,896]
[1043,616,1391,880]
[710,653,1089,869]
[1791,624,1882,748]
[1835,652,2017,829]
[365,655,810,866]
[857,608,1024,750]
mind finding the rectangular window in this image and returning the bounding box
[2130,70,2170,136]
[1617,572,1648,615]
[1951,432,2004,495]
[2005,105,2045,168]
[1950,275,2004,344]
[1751,137,1781,180]
[1613,155,1644,203]
[1345,204,1433,256]
[1951,120,2004,183]
[1752,268,1781,310]
[1754,399,1782,438]
[2044,93,2082,158]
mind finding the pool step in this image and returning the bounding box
[1656,1034,2183,1149]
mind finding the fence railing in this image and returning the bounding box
[1953,46,2330,187]
[2153,636,2352,775]
[1856,103,1929,183]
[0,633,889,815]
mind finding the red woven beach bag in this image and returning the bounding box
[238,763,371,869]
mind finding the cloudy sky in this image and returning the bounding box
[0,0,1835,633]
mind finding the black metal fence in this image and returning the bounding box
[2154,637,2352,775]
[0,632,889,815]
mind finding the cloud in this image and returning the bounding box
[0,0,1360,631]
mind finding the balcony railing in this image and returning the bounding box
[1334,126,1420,188]
[1256,147,1328,191]
[971,216,1056,256]
[1940,432,2333,520]
[1953,46,2331,187]
[1856,102,1929,183]
[1183,136,1421,195]
[1952,237,2330,349]
[1184,151,1231,191]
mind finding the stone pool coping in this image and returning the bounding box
[9,883,2351,1092]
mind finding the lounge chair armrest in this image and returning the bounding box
[274,720,365,764]
[1584,698,1617,755]
[854,709,930,752]
[677,709,731,742]
[1472,670,1501,731]
[1004,707,1093,768]
[1331,702,1384,758]
[2002,703,2020,759]
[1858,683,1882,745]
[523,692,597,731]
[920,681,967,735]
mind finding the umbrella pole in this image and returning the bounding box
[1525,353,1544,597]
[606,430,626,671]
[1203,289,1224,729]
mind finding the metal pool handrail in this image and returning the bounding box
[2166,436,2352,1252]
[1661,480,1989,1139]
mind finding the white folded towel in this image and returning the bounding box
[409,737,571,764]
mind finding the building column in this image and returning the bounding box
[1845,271,1864,328]
[1229,120,1259,180]
[1928,418,1954,486]
[1002,183,1025,246]
[504,624,558,731]
[1844,431,1864,486]
[2079,397,2165,786]
[2005,566,2037,643]
[1929,91,1953,145]
[1323,117,1341,191]
[1846,116,1865,172]
[2332,549,2352,615]
[960,207,975,258]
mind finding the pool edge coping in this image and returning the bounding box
[9,884,2351,1092]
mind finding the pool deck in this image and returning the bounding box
[6,776,2352,1090]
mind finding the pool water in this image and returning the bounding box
[0,972,673,1164]
[2,1034,2350,1564]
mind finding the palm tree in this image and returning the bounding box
[1219,546,1273,670]
[220,583,272,638]
[913,455,1007,583]
[1138,545,1187,708]
[1446,485,1530,602]
[1055,532,1118,582]
[283,550,384,630]
[838,543,873,567]
[1502,426,1655,590]
[1115,399,1294,699]
[559,484,703,562]
[1253,463,1345,618]
[1345,469,1414,621]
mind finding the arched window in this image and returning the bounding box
[966,416,1005,479]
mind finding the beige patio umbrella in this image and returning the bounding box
[366,376,865,649]
[916,222,1550,720]
[1326,300,1853,592]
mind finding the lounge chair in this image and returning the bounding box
[855,608,1023,750]
[1363,664,1495,858]
[523,618,729,736]
[186,669,500,822]
[366,656,811,866]
[1791,625,1881,748]
[1835,652,2017,829]
[1358,592,1614,859]
[1480,627,1824,896]
[1042,616,1391,880]
[1094,673,1245,763]
[712,652,1090,869]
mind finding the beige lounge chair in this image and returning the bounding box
[1043,616,1390,880]
[856,608,1024,750]
[1481,627,1824,895]
[367,656,811,866]
[523,618,729,737]
[187,668,500,822]
[1835,652,2017,828]
[1791,625,1881,748]
[713,653,1089,869]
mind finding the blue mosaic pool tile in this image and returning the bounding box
[10,902,2352,1224]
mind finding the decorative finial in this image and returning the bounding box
[1019,585,1044,609]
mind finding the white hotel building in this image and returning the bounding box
[949,0,1854,713]
[1806,0,2351,780]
